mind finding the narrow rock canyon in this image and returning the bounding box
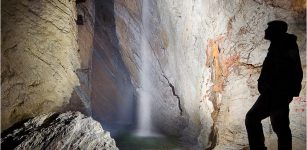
[1,0,306,149]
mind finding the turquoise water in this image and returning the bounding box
[115,134,182,150]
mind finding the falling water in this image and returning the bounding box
[134,0,157,137]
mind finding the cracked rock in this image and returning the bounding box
[1,111,118,150]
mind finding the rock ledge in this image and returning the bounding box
[1,111,118,150]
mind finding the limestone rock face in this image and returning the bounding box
[65,0,95,116]
[90,0,136,133]
[1,0,80,131]
[114,0,189,138]
[113,0,306,149]
[1,0,305,149]
[199,0,306,149]
[1,111,118,150]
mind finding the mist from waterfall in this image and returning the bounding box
[134,0,157,137]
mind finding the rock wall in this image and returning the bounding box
[91,0,136,134]
[113,0,306,149]
[1,0,305,149]
[1,0,95,131]
[114,0,189,139]
[1,0,79,130]
[199,0,306,149]
[64,0,95,116]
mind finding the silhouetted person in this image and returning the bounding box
[245,20,303,150]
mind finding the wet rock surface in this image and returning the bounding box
[90,0,136,134]
[1,111,118,150]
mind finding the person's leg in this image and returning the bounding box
[270,103,292,150]
[245,94,271,150]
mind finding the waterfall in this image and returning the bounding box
[134,0,158,137]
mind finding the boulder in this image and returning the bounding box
[1,111,118,150]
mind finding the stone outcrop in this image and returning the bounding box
[1,0,95,131]
[1,0,80,131]
[1,111,118,150]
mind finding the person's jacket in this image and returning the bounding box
[258,33,303,97]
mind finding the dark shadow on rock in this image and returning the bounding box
[91,0,136,136]
[1,113,60,149]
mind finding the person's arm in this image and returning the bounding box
[288,42,303,96]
